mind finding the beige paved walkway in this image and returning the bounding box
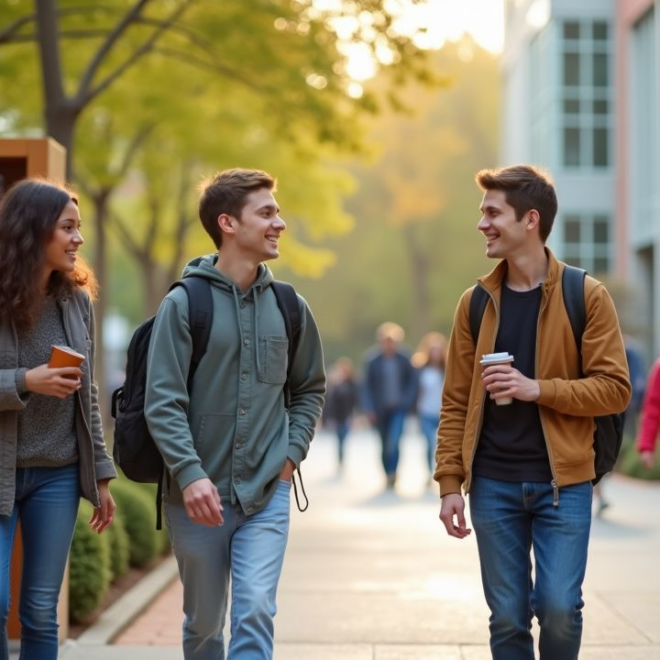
[60,423,660,658]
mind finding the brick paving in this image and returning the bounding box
[114,580,183,646]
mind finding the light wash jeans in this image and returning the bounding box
[0,464,80,660]
[469,475,592,660]
[418,414,440,473]
[166,479,291,660]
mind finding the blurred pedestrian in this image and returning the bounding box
[637,355,660,469]
[323,357,359,471]
[624,336,647,438]
[362,322,418,489]
[595,336,648,515]
[412,332,447,481]
[0,179,116,660]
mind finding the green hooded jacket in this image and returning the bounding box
[144,255,326,515]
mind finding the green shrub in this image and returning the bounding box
[69,500,111,623]
[617,441,660,480]
[111,479,160,567]
[105,510,130,580]
[124,479,171,555]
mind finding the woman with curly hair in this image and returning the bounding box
[0,178,116,659]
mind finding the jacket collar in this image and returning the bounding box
[477,247,561,294]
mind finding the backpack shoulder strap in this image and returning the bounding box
[271,280,301,368]
[561,265,587,370]
[170,276,213,382]
[468,285,489,345]
[271,281,301,409]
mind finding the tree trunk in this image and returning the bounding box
[91,190,110,424]
[142,256,163,317]
[403,224,431,340]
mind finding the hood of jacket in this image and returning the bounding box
[181,254,274,294]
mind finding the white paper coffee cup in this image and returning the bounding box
[480,352,514,405]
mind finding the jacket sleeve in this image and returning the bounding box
[637,359,660,454]
[286,295,326,467]
[83,294,116,481]
[0,369,29,411]
[145,293,207,491]
[536,281,632,416]
[435,289,475,496]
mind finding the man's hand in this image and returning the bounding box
[439,493,472,539]
[481,364,540,403]
[25,364,83,399]
[279,458,296,482]
[182,478,224,527]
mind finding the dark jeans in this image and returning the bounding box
[374,409,406,477]
[469,476,592,660]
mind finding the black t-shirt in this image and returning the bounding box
[472,283,552,483]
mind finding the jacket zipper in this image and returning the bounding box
[536,286,560,506]
[62,297,99,507]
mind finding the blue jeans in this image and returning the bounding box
[469,476,592,660]
[374,409,406,477]
[335,420,350,465]
[418,414,440,472]
[165,479,291,660]
[0,464,80,660]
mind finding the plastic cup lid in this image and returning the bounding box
[480,352,514,365]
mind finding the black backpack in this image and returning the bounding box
[111,276,301,526]
[468,265,624,485]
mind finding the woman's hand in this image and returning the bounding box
[90,479,116,533]
[641,450,655,469]
[24,364,83,399]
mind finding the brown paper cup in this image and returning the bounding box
[48,345,85,371]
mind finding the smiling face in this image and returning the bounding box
[477,189,530,260]
[230,187,286,262]
[43,200,84,281]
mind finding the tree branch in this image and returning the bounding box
[0,13,35,45]
[111,211,144,261]
[77,0,194,106]
[152,46,263,93]
[76,0,150,101]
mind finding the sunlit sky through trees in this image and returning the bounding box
[314,0,504,91]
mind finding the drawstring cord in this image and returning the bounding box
[292,467,309,512]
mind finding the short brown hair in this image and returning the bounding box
[476,164,558,242]
[198,168,276,248]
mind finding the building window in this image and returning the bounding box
[561,212,612,274]
[561,19,612,169]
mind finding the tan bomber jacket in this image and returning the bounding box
[435,249,631,497]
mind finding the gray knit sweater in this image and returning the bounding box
[16,296,78,467]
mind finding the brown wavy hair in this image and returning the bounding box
[0,178,98,330]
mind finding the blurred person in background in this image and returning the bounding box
[361,322,418,489]
[412,332,447,483]
[594,335,647,515]
[637,353,660,469]
[323,357,360,473]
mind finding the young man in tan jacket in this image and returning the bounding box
[435,165,630,660]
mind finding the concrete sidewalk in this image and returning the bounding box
[37,424,660,658]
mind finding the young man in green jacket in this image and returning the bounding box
[145,168,325,659]
[435,165,630,660]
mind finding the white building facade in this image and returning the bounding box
[501,0,660,355]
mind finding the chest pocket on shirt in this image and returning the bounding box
[258,336,288,384]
